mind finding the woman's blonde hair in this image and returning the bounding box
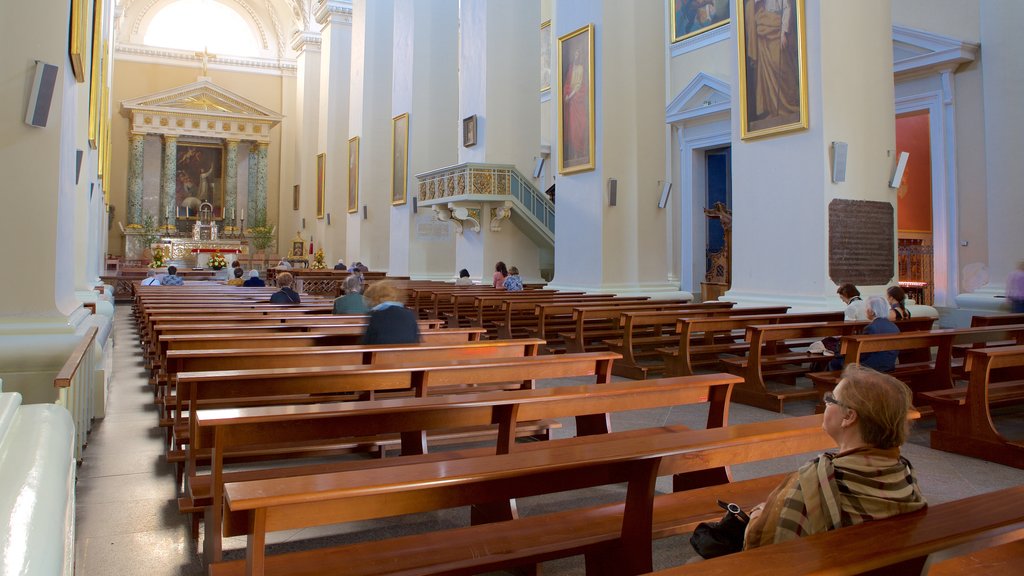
[276,272,294,288]
[838,364,913,449]
[363,280,405,307]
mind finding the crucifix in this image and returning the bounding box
[195,47,213,76]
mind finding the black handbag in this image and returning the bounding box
[689,500,750,559]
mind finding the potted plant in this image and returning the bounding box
[140,213,161,260]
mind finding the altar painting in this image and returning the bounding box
[176,143,224,219]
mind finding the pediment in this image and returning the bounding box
[121,79,283,122]
[666,72,730,124]
[892,25,978,77]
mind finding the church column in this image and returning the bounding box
[290,31,321,252]
[453,0,542,282]
[160,135,177,231]
[247,143,258,224]
[725,0,900,311]
[389,0,458,278]
[126,132,145,226]
[254,142,269,224]
[224,139,239,228]
[548,1,674,293]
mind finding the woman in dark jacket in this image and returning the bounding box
[269,272,301,304]
[361,280,419,344]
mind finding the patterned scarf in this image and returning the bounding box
[744,447,927,548]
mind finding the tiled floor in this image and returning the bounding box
[73,306,1024,575]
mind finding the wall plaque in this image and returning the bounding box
[828,199,894,285]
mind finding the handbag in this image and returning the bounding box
[689,500,750,559]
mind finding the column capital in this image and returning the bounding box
[163,134,178,143]
[129,132,146,141]
[291,30,322,52]
[225,138,241,145]
[316,0,353,27]
[256,142,269,151]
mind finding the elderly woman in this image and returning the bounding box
[361,280,420,345]
[743,364,926,547]
[333,274,369,315]
[269,272,300,304]
[828,295,899,372]
[243,269,265,287]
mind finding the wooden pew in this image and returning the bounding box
[191,373,739,560]
[660,311,845,377]
[443,290,589,329]
[647,485,1024,576]
[560,302,734,354]
[529,299,683,353]
[211,414,838,576]
[605,306,793,379]
[925,345,1024,468]
[494,296,652,340]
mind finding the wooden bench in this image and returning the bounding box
[605,306,793,379]
[191,373,739,560]
[647,485,1024,576]
[210,414,838,576]
[529,300,686,353]
[925,345,1024,469]
[560,302,733,354]
[660,311,846,377]
[494,296,652,339]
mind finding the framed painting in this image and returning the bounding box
[462,115,477,148]
[316,152,326,219]
[87,0,104,148]
[670,0,730,43]
[175,143,224,219]
[557,24,595,175]
[69,0,88,82]
[540,20,552,92]
[391,113,409,205]
[347,136,359,213]
[736,0,808,139]
[292,184,300,211]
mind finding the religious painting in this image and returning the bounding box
[175,143,224,219]
[557,24,595,175]
[347,136,360,213]
[69,0,88,82]
[316,152,326,219]
[737,0,808,139]
[391,113,409,206]
[87,0,104,148]
[895,111,933,234]
[462,115,477,148]
[540,20,552,92]
[671,0,730,43]
[292,184,300,211]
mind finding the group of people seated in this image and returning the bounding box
[491,261,523,291]
[827,284,911,373]
[142,266,185,286]
[225,262,266,287]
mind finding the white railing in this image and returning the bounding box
[54,326,97,460]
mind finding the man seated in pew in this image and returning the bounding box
[269,272,301,304]
[743,364,926,548]
[242,269,265,287]
[362,280,420,344]
[827,296,899,372]
[333,258,346,270]
[161,265,184,286]
[333,274,369,314]
[141,269,161,286]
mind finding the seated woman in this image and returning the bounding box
[361,280,420,345]
[455,268,474,286]
[887,285,911,321]
[243,269,265,287]
[269,272,301,304]
[743,364,926,548]
[492,261,508,289]
[836,283,867,321]
[827,296,899,372]
[333,275,369,315]
[502,266,523,291]
[226,267,245,286]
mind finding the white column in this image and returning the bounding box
[347,0,394,270]
[290,30,322,251]
[389,0,459,279]
[548,0,674,294]
[725,0,897,310]
[316,0,353,262]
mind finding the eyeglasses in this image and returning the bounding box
[823,391,848,409]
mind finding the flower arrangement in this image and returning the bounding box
[311,248,327,270]
[208,252,227,270]
[149,246,164,268]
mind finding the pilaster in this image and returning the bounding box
[160,135,177,231]
[224,139,239,228]
[126,132,145,226]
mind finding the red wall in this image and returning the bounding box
[895,111,933,233]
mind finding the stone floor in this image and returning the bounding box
[73,306,1024,575]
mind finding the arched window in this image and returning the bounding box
[143,0,259,57]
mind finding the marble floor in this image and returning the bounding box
[73,306,1023,575]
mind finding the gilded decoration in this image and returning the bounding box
[160,118,169,126]
[144,116,152,125]
[192,120,200,128]
[457,173,466,195]
[472,173,490,195]
[207,121,216,130]
[176,119,184,127]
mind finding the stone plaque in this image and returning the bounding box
[415,212,452,242]
[828,199,894,285]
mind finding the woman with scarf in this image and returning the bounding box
[743,364,926,548]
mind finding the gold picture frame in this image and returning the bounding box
[557,24,595,175]
[292,184,300,211]
[69,0,88,82]
[347,136,360,213]
[462,115,477,148]
[87,0,104,148]
[176,143,226,219]
[670,1,730,44]
[391,113,409,206]
[316,152,326,219]
[736,0,809,139]
[540,20,552,92]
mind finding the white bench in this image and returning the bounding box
[0,387,76,576]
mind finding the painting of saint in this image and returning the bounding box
[540,20,552,92]
[670,0,730,43]
[175,143,223,219]
[737,0,808,139]
[558,24,594,175]
[392,113,409,205]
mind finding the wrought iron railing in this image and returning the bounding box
[416,163,554,237]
